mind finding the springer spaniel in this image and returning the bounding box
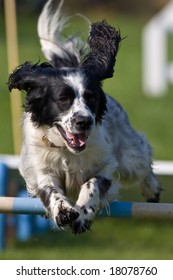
[8,0,161,234]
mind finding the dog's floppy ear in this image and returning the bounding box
[82,20,121,80]
[8,62,55,125]
[8,61,52,95]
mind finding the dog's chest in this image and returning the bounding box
[48,149,104,200]
[64,168,92,200]
[65,155,101,199]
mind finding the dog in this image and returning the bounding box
[8,0,161,234]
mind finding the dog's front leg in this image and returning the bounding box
[71,176,113,235]
[36,175,79,229]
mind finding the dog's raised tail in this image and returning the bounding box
[38,0,88,68]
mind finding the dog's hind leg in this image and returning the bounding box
[140,171,162,202]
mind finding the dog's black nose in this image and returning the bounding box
[74,115,93,131]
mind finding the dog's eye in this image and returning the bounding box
[59,96,71,104]
[58,87,75,105]
[89,96,95,103]
[84,91,96,103]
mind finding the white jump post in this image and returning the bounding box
[142,1,173,96]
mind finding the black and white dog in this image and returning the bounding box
[8,0,161,234]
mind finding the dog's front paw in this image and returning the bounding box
[54,201,79,228]
[70,205,95,235]
[71,217,92,235]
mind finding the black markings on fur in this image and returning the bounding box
[86,182,91,189]
[147,192,160,203]
[95,176,112,198]
[81,205,88,215]
[52,53,79,68]
[89,192,94,197]
[71,219,92,235]
[141,172,162,203]
[82,20,121,80]
[56,204,79,227]
[90,206,95,213]
[37,186,57,208]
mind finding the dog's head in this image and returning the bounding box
[8,21,121,153]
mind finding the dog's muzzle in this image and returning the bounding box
[72,115,93,132]
[56,115,93,153]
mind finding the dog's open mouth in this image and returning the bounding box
[56,125,88,152]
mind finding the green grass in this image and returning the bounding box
[1,176,173,260]
[0,8,173,260]
[1,218,173,260]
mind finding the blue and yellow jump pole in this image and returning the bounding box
[1,197,173,219]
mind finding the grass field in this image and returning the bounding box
[0,6,173,260]
[1,218,173,260]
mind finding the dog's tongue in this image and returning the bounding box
[66,131,88,147]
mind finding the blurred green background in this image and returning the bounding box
[0,0,173,259]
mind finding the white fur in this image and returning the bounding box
[38,0,87,64]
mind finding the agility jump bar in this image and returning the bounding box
[0,197,173,219]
